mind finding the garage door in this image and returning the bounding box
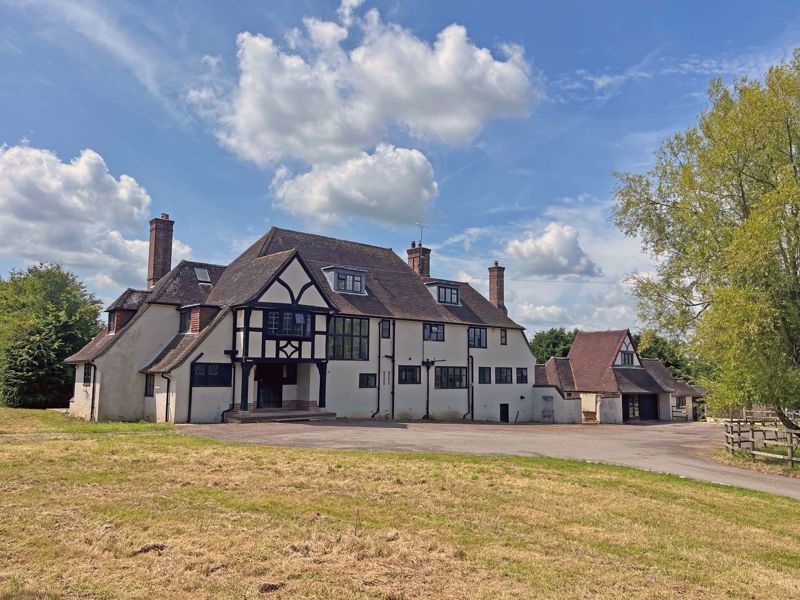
[622,394,659,421]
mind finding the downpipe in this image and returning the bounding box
[161,374,171,423]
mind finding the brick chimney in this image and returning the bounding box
[407,240,431,277]
[147,213,174,289]
[489,261,507,315]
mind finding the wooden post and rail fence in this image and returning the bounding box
[723,408,798,467]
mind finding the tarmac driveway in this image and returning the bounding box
[178,420,800,501]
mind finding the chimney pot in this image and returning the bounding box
[411,240,416,248]
[147,213,174,289]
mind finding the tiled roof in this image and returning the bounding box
[614,367,667,395]
[209,227,521,328]
[106,289,149,311]
[567,329,629,393]
[65,327,115,363]
[673,379,702,397]
[148,261,226,306]
[640,358,676,393]
[543,356,576,392]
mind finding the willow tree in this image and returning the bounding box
[613,50,800,428]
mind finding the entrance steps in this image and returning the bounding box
[224,409,337,424]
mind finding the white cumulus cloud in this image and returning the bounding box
[271,144,437,226]
[0,145,191,292]
[189,1,534,225]
[505,223,601,277]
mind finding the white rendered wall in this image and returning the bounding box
[69,363,96,420]
[90,304,178,421]
[597,395,623,423]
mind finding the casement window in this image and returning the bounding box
[107,312,116,334]
[437,285,459,305]
[620,351,634,366]
[478,366,491,384]
[359,373,377,388]
[495,367,512,384]
[335,271,364,294]
[191,363,232,387]
[516,368,528,384]
[82,364,92,386]
[264,310,312,338]
[676,396,686,408]
[398,365,421,384]
[144,373,155,397]
[423,322,445,342]
[435,366,468,389]
[327,316,370,360]
[468,327,487,348]
[380,320,391,339]
[500,329,508,345]
[179,310,191,333]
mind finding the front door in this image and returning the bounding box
[500,403,510,423]
[256,364,283,409]
[541,396,554,424]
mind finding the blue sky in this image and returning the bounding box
[1,0,798,331]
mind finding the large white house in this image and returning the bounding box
[67,214,569,424]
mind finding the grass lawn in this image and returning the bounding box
[1,408,799,600]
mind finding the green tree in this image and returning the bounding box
[529,327,579,362]
[613,50,800,427]
[0,264,101,408]
[632,329,709,383]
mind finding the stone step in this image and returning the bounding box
[224,410,337,424]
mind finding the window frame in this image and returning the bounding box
[423,322,445,342]
[191,363,233,387]
[620,351,635,366]
[478,366,491,384]
[676,396,686,408]
[263,310,313,339]
[516,368,528,384]
[82,364,93,386]
[398,365,421,384]
[468,327,487,348]
[179,310,191,333]
[437,285,459,305]
[495,367,513,384]
[335,270,365,294]
[327,316,370,361]
[435,366,468,389]
[359,373,377,388]
[500,329,508,345]
[380,320,391,339]
[144,373,155,397]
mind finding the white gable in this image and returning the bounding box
[614,334,640,366]
[258,256,329,308]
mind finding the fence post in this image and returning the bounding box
[789,431,795,469]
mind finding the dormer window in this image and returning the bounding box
[324,266,368,295]
[194,267,211,284]
[437,285,459,305]
[336,271,363,294]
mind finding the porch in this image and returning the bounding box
[237,360,328,413]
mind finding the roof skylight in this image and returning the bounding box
[194,267,211,284]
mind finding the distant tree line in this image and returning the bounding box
[528,327,709,383]
[0,264,101,408]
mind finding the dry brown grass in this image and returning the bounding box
[1,408,799,599]
[709,449,800,478]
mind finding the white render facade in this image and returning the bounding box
[68,221,560,424]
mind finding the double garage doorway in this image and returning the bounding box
[622,393,658,422]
